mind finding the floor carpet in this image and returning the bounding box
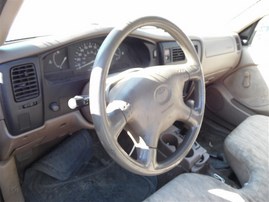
[22,130,157,202]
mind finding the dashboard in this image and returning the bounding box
[0,28,241,160]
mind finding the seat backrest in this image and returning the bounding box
[224,115,269,201]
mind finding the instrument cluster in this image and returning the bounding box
[43,37,152,81]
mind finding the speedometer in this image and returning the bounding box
[69,39,125,73]
[72,41,100,71]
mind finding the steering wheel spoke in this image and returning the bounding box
[175,63,191,80]
[137,148,158,170]
[174,102,190,120]
[186,64,203,80]
[187,109,203,128]
[106,100,131,138]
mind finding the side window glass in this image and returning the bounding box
[251,16,269,47]
[249,16,269,64]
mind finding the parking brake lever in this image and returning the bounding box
[68,95,89,109]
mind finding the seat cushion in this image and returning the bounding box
[224,115,269,201]
[144,173,246,202]
[145,115,269,202]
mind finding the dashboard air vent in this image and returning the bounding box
[172,47,185,62]
[10,63,39,102]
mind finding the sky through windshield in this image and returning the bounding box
[7,0,261,40]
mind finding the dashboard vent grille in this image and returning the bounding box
[10,64,39,102]
[172,47,185,62]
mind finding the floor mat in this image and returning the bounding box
[23,160,156,202]
[22,131,157,202]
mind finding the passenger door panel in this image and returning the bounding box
[224,63,269,116]
[206,16,269,125]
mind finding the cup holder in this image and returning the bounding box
[162,134,178,148]
[159,133,180,154]
[186,148,194,158]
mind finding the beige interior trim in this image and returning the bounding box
[0,0,24,45]
[0,157,24,202]
[0,111,93,161]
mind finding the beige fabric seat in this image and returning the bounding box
[145,115,269,202]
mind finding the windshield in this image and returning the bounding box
[7,0,262,41]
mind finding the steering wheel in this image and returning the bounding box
[89,16,205,176]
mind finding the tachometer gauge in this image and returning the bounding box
[72,41,100,71]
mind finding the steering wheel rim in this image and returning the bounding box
[90,16,205,176]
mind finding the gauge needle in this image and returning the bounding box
[77,60,95,70]
[60,57,67,69]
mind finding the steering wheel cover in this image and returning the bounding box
[90,16,205,175]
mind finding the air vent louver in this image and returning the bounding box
[11,64,39,102]
[172,47,185,62]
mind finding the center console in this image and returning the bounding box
[158,125,209,173]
